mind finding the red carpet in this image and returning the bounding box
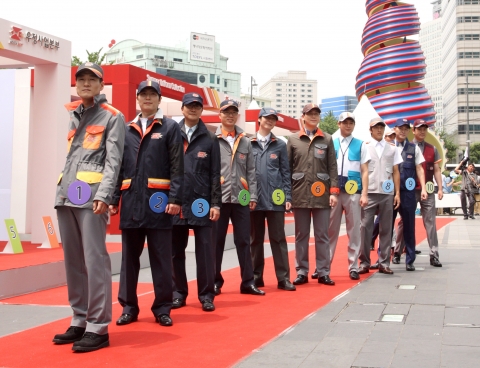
[0,218,454,367]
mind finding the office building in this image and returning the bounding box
[320,96,358,118]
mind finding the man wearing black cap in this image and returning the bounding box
[411,119,443,267]
[53,63,125,352]
[110,80,183,327]
[391,119,427,271]
[171,93,221,312]
[213,100,265,296]
[287,103,339,286]
[250,108,295,291]
[455,159,479,220]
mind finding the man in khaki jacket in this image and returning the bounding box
[287,103,339,286]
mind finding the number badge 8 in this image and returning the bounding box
[382,180,394,193]
[405,178,416,191]
[68,180,92,205]
[149,192,168,213]
[192,199,210,217]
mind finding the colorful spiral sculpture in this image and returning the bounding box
[356,0,436,127]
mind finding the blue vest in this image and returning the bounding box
[334,137,362,191]
[399,140,416,191]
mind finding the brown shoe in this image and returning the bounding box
[379,266,394,275]
[358,266,370,274]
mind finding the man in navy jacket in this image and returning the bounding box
[171,93,221,312]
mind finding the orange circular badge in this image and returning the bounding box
[311,181,326,197]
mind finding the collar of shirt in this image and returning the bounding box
[222,127,235,138]
[185,124,198,134]
[257,132,271,142]
[340,135,353,143]
[305,129,317,136]
[395,139,405,147]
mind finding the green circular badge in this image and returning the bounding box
[272,189,286,205]
[238,189,250,206]
[425,181,435,194]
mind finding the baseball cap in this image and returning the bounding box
[369,117,385,127]
[137,80,161,96]
[75,62,103,79]
[384,127,396,136]
[394,118,411,128]
[258,107,278,119]
[339,112,356,123]
[182,93,203,107]
[302,103,321,114]
[413,119,429,128]
[220,100,239,111]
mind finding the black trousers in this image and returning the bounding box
[118,228,172,317]
[213,203,254,289]
[250,210,291,283]
[172,225,215,303]
[392,191,417,265]
[461,190,476,216]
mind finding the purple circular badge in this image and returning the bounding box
[68,180,92,205]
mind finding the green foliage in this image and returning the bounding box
[71,47,106,66]
[468,142,480,164]
[436,129,458,162]
[319,111,339,135]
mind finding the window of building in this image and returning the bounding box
[458,34,480,41]
[278,109,282,113]
[457,16,480,23]
[301,89,305,92]
[301,84,305,87]
[136,54,143,59]
[224,80,228,87]
[301,100,305,103]
[458,88,480,94]
[276,94,282,97]
[459,52,480,58]
[458,106,480,113]
[288,84,292,86]
[307,100,312,103]
[154,55,164,59]
[210,74,215,84]
[173,58,183,62]
[276,105,282,108]
[307,95,312,97]
[199,75,206,83]
[458,70,480,76]
[276,88,281,91]
[261,102,265,107]
[457,0,480,4]
[217,76,220,84]
[301,95,305,97]
[276,99,282,102]
[458,124,480,134]
[307,84,312,87]
[307,89,312,92]
[276,83,282,86]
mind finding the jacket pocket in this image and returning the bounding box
[121,179,131,190]
[292,173,305,181]
[83,125,105,150]
[147,178,171,190]
[368,161,375,172]
[67,129,76,153]
[314,144,328,159]
[347,170,361,186]
[316,173,330,182]
[76,171,104,184]
[292,172,305,191]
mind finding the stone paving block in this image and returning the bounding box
[325,322,374,339]
[335,302,385,322]
[299,337,365,368]
[444,306,480,325]
[440,345,480,368]
[442,326,480,346]
[308,301,352,323]
[405,304,445,326]
[392,339,442,368]
[383,303,411,315]
[352,351,394,368]
[412,290,447,305]
[400,324,443,341]
[367,322,404,342]
[356,291,393,304]
[279,322,334,342]
[387,289,416,304]
[446,293,480,307]
[360,340,397,354]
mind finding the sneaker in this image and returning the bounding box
[72,332,109,352]
[52,326,86,345]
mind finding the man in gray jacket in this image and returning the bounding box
[52,63,125,352]
[213,100,265,296]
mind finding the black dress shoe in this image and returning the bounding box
[358,266,370,274]
[240,285,265,295]
[254,278,265,287]
[172,298,186,309]
[379,266,394,275]
[370,262,379,270]
[293,274,308,285]
[392,253,400,264]
[311,270,319,279]
[156,314,173,326]
[52,326,86,344]
[415,250,421,254]
[116,313,138,326]
[318,275,335,285]
[430,257,442,267]
[470,215,475,219]
[349,271,360,280]
[406,263,415,271]
[72,332,109,352]
[464,215,469,220]
[201,299,215,312]
[278,280,296,291]
[214,285,221,295]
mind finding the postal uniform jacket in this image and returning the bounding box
[173,119,222,227]
[55,94,125,209]
[287,127,339,209]
[112,110,184,230]
[251,133,292,211]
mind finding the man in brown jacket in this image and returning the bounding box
[287,104,339,286]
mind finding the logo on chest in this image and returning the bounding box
[238,153,246,160]
[197,151,208,158]
[317,149,324,155]
[407,155,413,159]
[270,153,278,160]
[151,133,163,139]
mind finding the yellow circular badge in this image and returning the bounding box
[345,180,358,195]
[272,189,286,205]
[311,182,326,197]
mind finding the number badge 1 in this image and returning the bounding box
[382,180,394,193]
[272,189,285,205]
[192,199,210,217]
[405,178,416,191]
[238,189,251,206]
[68,180,92,205]
[345,180,358,195]
[149,192,168,213]
[425,181,435,194]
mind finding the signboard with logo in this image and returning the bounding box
[190,32,215,64]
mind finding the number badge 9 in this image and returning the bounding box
[238,189,251,206]
[149,192,168,213]
[311,182,326,197]
[425,181,435,194]
[345,180,358,195]
[382,180,394,193]
[405,178,416,191]
[192,199,210,217]
[68,180,92,205]
[272,189,286,205]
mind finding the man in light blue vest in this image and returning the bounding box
[328,112,370,280]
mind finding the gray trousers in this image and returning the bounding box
[293,208,331,277]
[359,194,393,268]
[395,191,439,259]
[328,192,361,272]
[56,206,111,335]
[461,190,476,217]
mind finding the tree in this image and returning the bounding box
[319,111,338,134]
[468,142,480,164]
[436,128,458,162]
[71,47,107,66]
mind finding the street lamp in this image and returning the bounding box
[465,75,471,151]
[250,76,257,103]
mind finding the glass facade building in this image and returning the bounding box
[320,96,358,118]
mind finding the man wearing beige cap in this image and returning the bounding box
[359,118,402,275]
[287,103,339,286]
[327,112,370,281]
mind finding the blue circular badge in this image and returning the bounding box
[68,180,92,205]
[382,180,394,193]
[149,192,168,213]
[192,199,210,217]
[405,178,416,191]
